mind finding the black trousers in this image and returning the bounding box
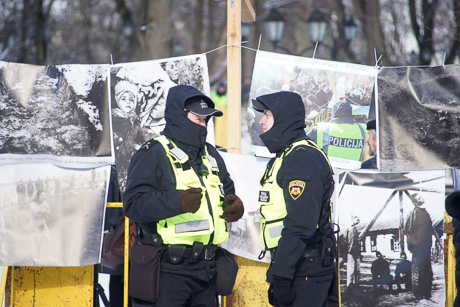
[270,256,335,307]
[273,274,333,307]
[131,271,218,307]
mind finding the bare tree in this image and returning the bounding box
[1,0,460,75]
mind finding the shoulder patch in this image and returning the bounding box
[141,139,160,151]
[295,146,307,151]
[289,180,305,200]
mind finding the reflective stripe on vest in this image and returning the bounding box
[258,139,332,249]
[155,135,228,245]
[316,122,366,161]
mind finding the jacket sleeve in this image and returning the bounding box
[271,146,331,280]
[123,143,184,224]
[206,144,236,195]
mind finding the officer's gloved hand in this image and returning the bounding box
[273,276,296,306]
[221,195,244,222]
[180,188,203,213]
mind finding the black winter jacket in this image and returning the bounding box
[123,85,235,234]
[255,92,334,281]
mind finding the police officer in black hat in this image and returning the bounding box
[124,85,244,306]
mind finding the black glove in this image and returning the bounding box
[221,195,244,222]
[180,188,202,213]
[273,276,295,306]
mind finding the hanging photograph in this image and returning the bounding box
[337,170,445,306]
[110,54,211,192]
[248,51,377,170]
[0,164,110,266]
[377,65,460,171]
[0,61,114,168]
[219,152,270,262]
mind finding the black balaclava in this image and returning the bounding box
[162,85,216,149]
[254,91,307,154]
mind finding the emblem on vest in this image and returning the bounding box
[328,137,363,149]
[259,191,270,202]
[289,180,305,200]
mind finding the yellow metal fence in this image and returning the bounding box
[0,206,457,306]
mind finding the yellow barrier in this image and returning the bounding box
[1,266,8,306]
[0,207,457,306]
[106,202,129,307]
[445,212,455,307]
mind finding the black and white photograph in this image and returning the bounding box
[0,164,110,266]
[219,152,341,265]
[219,152,270,262]
[377,65,460,171]
[247,51,377,169]
[0,61,114,168]
[337,170,445,306]
[110,54,211,191]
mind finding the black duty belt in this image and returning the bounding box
[184,245,216,260]
[164,244,217,264]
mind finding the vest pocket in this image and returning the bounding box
[263,218,284,249]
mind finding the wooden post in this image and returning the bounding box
[227,0,242,154]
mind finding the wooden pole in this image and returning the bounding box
[358,190,397,241]
[227,0,242,154]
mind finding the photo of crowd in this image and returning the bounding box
[247,51,377,169]
[0,164,110,266]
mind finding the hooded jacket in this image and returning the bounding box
[257,91,307,154]
[254,92,334,281]
[163,85,213,170]
[123,86,235,281]
[123,84,234,230]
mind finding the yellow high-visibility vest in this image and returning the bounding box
[315,122,366,161]
[258,139,331,249]
[155,135,228,245]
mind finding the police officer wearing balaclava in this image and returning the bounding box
[253,91,336,307]
[124,85,244,306]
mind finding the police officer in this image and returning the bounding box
[308,100,366,162]
[123,85,244,306]
[253,91,336,307]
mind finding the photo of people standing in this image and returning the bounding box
[337,170,445,306]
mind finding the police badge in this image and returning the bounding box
[289,180,305,200]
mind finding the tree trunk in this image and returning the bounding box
[294,0,314,57]
[139,0,173,60]
[364,0,387,65]
[193,0,204,54]
[409,0,438,65]
[34,0,47,64]
[446,0,460,64]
